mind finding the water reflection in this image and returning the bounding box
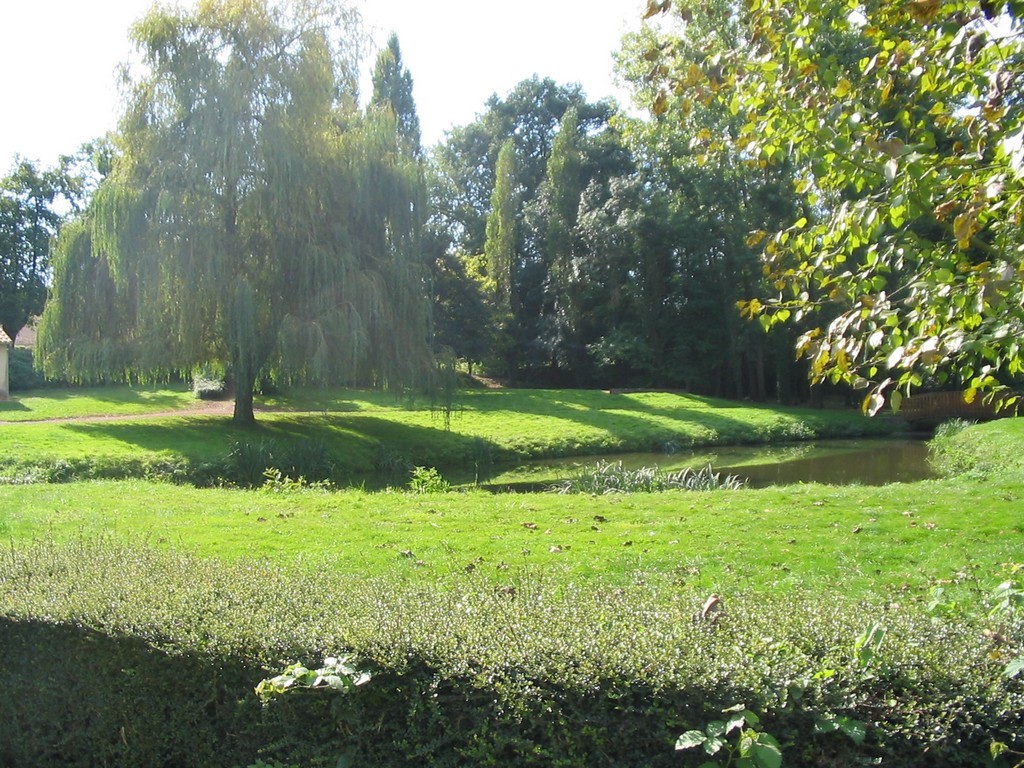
[718,439,935,488]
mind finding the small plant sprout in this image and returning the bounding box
[255,655,371,704]
[852,622,886,674]
[406,465,451,494]
[989,578,1024,679]
[675,704,782,768]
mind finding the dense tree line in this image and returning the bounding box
[427,69,812,400]
[25,0,1015,411]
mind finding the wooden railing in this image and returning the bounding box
[899,391,1019,423]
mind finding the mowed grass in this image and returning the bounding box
[0,385,896,476]
[2,473,1020,598]
[1,385,1018,601]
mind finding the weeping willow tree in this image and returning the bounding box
[37,0,432,423]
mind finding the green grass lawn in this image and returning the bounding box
[2,473,1019,598]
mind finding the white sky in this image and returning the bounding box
[0,0,645,171]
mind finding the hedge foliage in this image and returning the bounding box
[0,538,1020,767]
[7,347,52,391]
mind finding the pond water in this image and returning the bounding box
[469,438,936,491]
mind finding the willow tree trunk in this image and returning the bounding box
[233,381,256,425]
[229,277,260,425]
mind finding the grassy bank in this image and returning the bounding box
[929,416,1024,477]
[0,386,897,484]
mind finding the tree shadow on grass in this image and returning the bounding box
[0,399,30,414]
[457,389,777,449]
[54,389,888,487]
[458,388,887,445]
[61,413,503,484]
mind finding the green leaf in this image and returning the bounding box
[324,675,349,691]
[813,715,839,734]
[1007,656,1024,678]
[886,345,905,369]
[751,733,783,768]
[726,713,747,734]
[704,735,726,755]
[707,719,728,737]
[863,392,885,416]
[837,716,867,745]
[890,390,903,413]
[884,158,898,184]
[676,730,707,750]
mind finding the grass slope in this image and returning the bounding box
[0,386,897,481]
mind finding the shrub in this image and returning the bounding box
[192,364,228,399]
[7,347,52,390]
[0,538,1018,767]
[928,419,985,477]
[406,465,451,493]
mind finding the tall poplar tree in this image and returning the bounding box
[371,33,421,155]
[541,106,585,366]
[484,138,520,315]
[37,0,432,424]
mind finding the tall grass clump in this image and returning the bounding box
[928,419,985,477]
[553,460,744,494]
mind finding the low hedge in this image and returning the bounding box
[0,539,1020,767]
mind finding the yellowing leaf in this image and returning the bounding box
[954,210,978,249]
[746,230,769,247]
[933,199,957,220]
[643,0,670,20]
[652,91,669,116]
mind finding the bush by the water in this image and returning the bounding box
[553,459,744,494]
[0,538,1020,767]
